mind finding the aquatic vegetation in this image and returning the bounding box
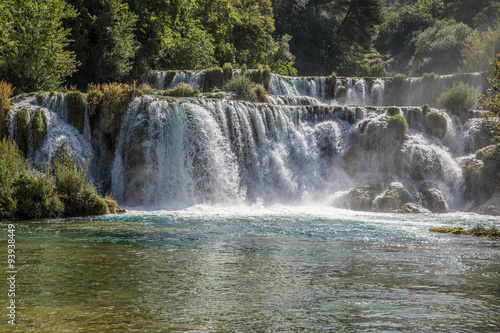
[430,225,500,237]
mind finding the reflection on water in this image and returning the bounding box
[1,206,500,332]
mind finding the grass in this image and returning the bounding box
[225,75,257,101]
[430,225,500,237]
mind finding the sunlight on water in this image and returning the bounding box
[1,206,499,332]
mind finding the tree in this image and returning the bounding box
[408,20,472,75]
[66,0,137,87]
[0,0,78,92]
[459,26,500,73]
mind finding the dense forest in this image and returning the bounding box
[1,0,500,92]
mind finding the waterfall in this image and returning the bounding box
[8,69,493,212]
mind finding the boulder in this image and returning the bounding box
[375,182,412,212]
[399,203,431,214]
[420,184,447,213]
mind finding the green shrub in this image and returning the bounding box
[14,108,30,155]
[32,108,47,150]
[66,91,86,133]
[425,111,447,139]
[0,138,28,218]
[12,172,63,219]
[437,82,476,118]
[422,103,430,113]
[369,63,388,77]
[225,75,257,101]
[0,80,14,139]
[253,84,269,103]
[325,72,337,100]
[387,114,408,140]
[53,150,106,217]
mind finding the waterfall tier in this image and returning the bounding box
[7,87,498,213]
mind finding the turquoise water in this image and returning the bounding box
[1,206,500,332]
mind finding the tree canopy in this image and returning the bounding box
[0,0,499,91]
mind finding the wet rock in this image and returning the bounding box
[420,184,447,213]
[375,182,412,212]
[345,181,384,211]
[399,203,431,214]
[471,193,500,216]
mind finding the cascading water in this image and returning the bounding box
[7,69,495,213]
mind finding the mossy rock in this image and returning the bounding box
[387,114,408,140]
[66,91,86,133]
[32,108,47,151]
[325,73,337,100]
[204,67,224,91]
[387,106,400,116]
[425,111,447,139]
[14,109,30,155]
[336,85,347,103]
[376,182,412,212]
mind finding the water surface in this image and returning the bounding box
[1,206,499,332]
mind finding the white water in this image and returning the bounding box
[7,72,492,212]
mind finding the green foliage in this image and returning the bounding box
[460,27,500,72]
[67,0,137,88]
[375,3,436,71]
[0,138,109,219]
[32,109,47,151]
[254,84,269,103]
[437,82,476,117]
[425,111,448,139]
[53,150,107,217]
[387,114,409,140]
[0,0,78,92]
[159,23,216,70]
[12,171,63,218]
[267,34,298,76]
[0,81,14,139]
[14,109,30,155]
[66,91,85,133]
[422,103,430,113]
[225,75,257,101]
[408,20,472,75]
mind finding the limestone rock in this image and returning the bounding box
[420,184,447,213]
[471,193,500,216]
